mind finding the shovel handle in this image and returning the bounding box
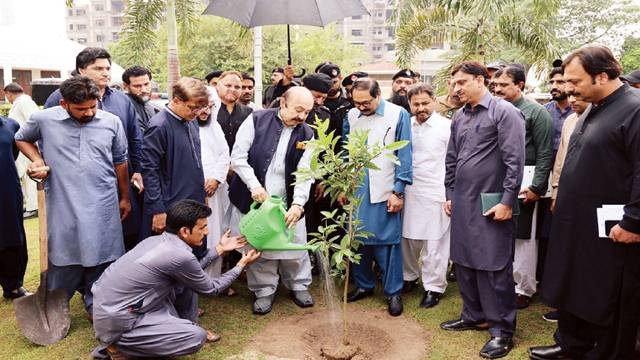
[37,182,48,274]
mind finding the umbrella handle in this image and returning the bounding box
[37,182,48,276]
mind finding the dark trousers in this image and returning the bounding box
[456,262,517,337]
[48,261,112,313]
[353,243,403,297]
[0,245,28,293]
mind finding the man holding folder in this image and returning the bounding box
[441,61,525,359]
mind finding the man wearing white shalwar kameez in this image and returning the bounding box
[402,84,451,309]
[199,87,231,278]
[228,87,316,315]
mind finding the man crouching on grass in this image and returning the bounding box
[90,199,260,359]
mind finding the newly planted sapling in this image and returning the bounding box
[295,117,408,345]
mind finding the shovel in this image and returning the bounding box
[14,181,71,346]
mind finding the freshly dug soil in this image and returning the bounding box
[242,308,429,359]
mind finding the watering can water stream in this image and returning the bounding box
[239,196,319,251]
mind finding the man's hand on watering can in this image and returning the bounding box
[216,230,248,255]
[238,249,262,267]
[250,187,269,203]
[285,204,304,228]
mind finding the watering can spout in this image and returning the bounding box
[239,196,319,252]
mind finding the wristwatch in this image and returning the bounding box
[392,190,404,199]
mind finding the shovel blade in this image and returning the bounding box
[14,287,71,346]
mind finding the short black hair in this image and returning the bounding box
[122,66,153,84]
[76,47,111,71]
[549,67,564,79]
[351,78,381,98]
[241,72,255,85]
[451,61,489,80]
[165,200,212,234]
[494,65,526,90]
[563,45,622,80]
[3,83,24,94]
[407,83,435,100]
[60,76,101,104]
[205,70,223,83]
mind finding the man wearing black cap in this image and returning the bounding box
[269,73,332,126]
[205,70,223,87]
[621,69,640,88]
[342,71,369,102]
[317,63,352,137]
[262,67,285,107]
[388,69,418,112]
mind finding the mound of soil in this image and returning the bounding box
[241,308,429,359]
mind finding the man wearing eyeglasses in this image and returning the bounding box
[140,77,210,259]
[343,78,413,317]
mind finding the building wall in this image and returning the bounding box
[66,0,125,48]
[336,0,449,81]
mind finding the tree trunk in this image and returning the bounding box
[166,0,180,94]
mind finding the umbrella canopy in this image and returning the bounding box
[204,0,369,28]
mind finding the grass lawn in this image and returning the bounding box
[0,217,555,359]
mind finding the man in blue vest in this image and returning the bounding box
[228,87,315,315]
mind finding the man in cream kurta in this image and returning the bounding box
[228,87,315,315]
[402,84,451,309]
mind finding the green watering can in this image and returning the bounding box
[239,196,319,251]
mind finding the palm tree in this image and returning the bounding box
[119,0,201,89]
[394,0,561,75]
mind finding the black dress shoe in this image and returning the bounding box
[3,287,31,299]
[387,295,403,316]
[480,336,513,359]
[346,288,374,302]
[420,290,442,308]
[402,280,416,293]
[446,263,457,282]
[516,294,531,309]
[529,344,573,360]
[440,318,488,331]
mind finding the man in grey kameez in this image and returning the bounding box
[15,76,130,316]
[440,62,525,359]
[91,200,260,359]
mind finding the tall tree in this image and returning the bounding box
[620,36,640,73]
[394,0,561,71]
[119,0,201,89]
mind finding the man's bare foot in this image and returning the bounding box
[206,330,221,343]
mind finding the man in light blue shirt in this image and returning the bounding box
[15,76,130,317]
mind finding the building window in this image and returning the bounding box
[68,9,73,16]
[111,1,124,12]
[76,9,86,16]
[111,16,122,26]
[112,32,120,41]
[94,4,104,11]
[387,27,395,37]
[386,43,395,51]
[96,19,105,26]
[68,24,73,30]
[77,24,87,31]
[351,29,362,36]
[352,15,362,20]
[96,34,104,42]
[78,38,87,44]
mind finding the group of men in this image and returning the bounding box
[1,42,640,359]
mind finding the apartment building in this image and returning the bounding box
[66,0,125,48]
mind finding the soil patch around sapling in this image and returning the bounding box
[241,307,430,359]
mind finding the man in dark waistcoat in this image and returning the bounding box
[228,87,316,315]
